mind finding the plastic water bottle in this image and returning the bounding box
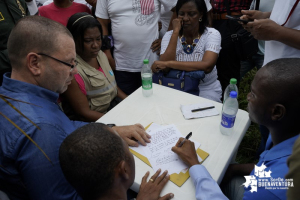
[220,91,238,135]
[223,78,238,103]
[141,59,153,97]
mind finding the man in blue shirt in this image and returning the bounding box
[0,16,151,200]
[59,123,174,200]
[172,58,300,200]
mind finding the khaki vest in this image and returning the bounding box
[76,51,118,113]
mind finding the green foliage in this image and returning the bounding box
[236,68,261,164]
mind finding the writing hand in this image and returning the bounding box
[112,124,151,147]
[136,169,174,200]
[171,138,199,168]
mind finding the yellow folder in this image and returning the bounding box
[129,123,209,187]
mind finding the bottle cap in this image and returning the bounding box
[230,91,237,98]
[143,59,149,64]
[230,78,237,85]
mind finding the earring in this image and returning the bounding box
[199,18,202,22]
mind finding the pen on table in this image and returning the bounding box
[191,106,215,113]
[178,132,192,147]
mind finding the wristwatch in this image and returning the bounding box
[106,124,116,128]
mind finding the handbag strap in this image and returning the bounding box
[158,71,163,78]
[281,0,300,26]
[180,71,185,80]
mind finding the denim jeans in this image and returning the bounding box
[240,53,264,79]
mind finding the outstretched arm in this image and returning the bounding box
[112,124,151,147]
[172,138,228,200]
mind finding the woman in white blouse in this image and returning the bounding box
[152,0,222,102]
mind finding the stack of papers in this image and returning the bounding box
[180,102,219,120]
[130,123,202,175]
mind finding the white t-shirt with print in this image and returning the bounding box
[263,0,300,66]
[96,0,176,72]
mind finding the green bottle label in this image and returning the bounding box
[142,79,152,90]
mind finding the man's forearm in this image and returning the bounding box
[275,26,300,50]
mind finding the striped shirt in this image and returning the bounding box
[211,0,252,13]
[140,0,155,15]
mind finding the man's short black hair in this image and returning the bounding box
[59,123,125,200]
[66,12,103,53]
[175,0,208,34]
[263,58,300,111]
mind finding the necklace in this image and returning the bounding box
[180,34,200,54]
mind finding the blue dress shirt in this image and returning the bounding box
[0,73,87,200]
[243,134,299,200]
[189,164,228,200]
[189,133,299,200]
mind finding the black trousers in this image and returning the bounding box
[213,19,242,95]
[114,70,142,95]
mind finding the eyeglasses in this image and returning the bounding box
[37,53,78,72]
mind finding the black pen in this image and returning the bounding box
[191,106,215,113]
[178,132,192,147]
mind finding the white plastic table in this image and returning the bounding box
[96,83,251,200]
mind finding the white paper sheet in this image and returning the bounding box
[129,123,202,174]
[129,123,162,156]
[180,102,219,119]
